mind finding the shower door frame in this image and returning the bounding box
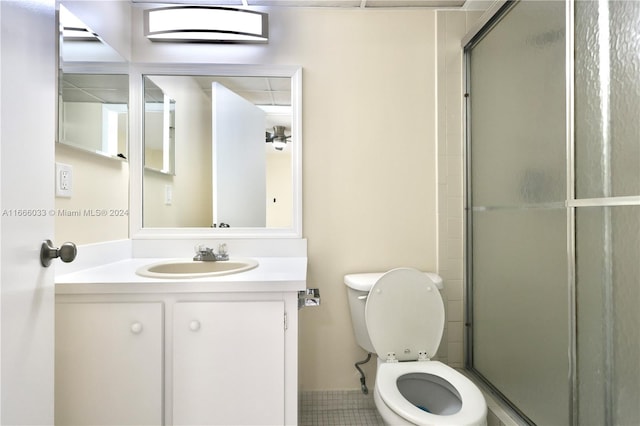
[463,0,640,424]
[461,0,576,424]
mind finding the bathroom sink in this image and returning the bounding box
[136,258,259,279]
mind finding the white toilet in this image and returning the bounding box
[345,268,487,426]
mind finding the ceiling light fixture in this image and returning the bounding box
[144,6,268,43]
[266,126,290,151]
[62,27,100,42]
[59,5,100,41]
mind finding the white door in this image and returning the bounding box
[0,1,56,424]
[173,301,285,425]
[212,82,267,227]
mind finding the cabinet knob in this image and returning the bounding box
[189,320,201,332]
[131,322,143,334]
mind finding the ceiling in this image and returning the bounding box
[61,73,129,104]
[61,74,290,108]
[131,0,466,8]
[61,72,292,132]
[145,76,291,107]
[143,75,292,129]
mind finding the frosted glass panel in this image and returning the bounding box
[472,209,568,425]
[468,0,640,423]
[575,1,640,198]
[467,1,568,424]
[576,206,640,425]
[469,1,566,207]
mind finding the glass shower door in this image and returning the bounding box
[467,0,640,424]
[574,1,640,424]
[466,1,568,424]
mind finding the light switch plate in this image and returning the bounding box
[165,184,173,205]
[56,162,73,198]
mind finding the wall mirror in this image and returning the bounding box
[132,65,302,238]
[55,3,131,246]
[59,73,129,160]
[58,4,129,160]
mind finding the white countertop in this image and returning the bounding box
[56,257,308,294]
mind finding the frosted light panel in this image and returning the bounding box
[146,7,267,42]
[575,1,640,198]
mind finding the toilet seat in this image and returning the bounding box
[376,361,487,426]
[365,268,486,425]
[365,268,444,362]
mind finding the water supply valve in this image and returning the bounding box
[298,288,321,309]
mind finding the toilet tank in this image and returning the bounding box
[344,271,444,354]
[345,273,382,353]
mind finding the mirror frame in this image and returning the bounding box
[129,63,302,239]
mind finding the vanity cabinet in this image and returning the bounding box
[55,293,297,426]
[173,301,285,425]
[55,302,164,426]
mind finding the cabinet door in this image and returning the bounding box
[173,301,285,425]
[55,302,163,426]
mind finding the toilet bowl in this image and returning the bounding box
[345,268,487,426]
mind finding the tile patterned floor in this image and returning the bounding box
[299,390,385,426]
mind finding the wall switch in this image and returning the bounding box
[56,163,73,198]
[165,184,173,205]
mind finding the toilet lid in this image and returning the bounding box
[365,268,444,362]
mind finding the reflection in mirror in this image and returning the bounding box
[59,73,128,160]
[144,77,176,174]
[58,5,129,160]
[142,75,293,229]
[55,3,131,245]
[59,5,126,63]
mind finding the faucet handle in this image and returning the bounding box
[216,243,229,261]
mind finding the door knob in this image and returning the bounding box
[40,239,77,267]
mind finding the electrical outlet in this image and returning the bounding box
[56,163,73,198]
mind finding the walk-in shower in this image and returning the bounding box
[464,1,639,425]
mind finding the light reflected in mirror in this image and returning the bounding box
[142,75,293,229]
[59,73,129,160]
[59,5,125,63]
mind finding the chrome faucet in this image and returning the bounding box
[193,243,229,261]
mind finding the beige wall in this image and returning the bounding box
[266,148,292,228]
[143,76,213,228]
[55,144,129,245]
[283,9,439,390]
